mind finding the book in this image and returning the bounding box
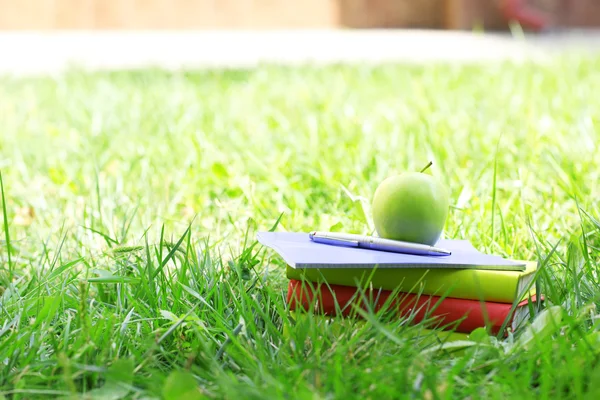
[257,231,538,303]
[286,279,541,335]
[286,261,537,303]
[257,231,526,271]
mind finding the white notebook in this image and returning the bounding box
[257,232,526,271]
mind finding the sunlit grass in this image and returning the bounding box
[1,56,600,398]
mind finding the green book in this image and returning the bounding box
[286,260,538,303]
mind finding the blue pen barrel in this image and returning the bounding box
[316,236,359,248]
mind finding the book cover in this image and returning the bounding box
[285,260,537,303]
[257,231,526,271]
[286,279,541,335]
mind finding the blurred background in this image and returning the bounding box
[0,0,599,31]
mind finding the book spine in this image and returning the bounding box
[286,279,523,335]
[286,265,529,303]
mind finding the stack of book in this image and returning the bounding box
[257,231,541,340]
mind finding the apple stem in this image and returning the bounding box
[420,161,433,173]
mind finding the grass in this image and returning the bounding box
[1,55,600,399]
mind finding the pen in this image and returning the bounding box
[308,231,451,256]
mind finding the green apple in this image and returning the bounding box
[371,163,449,246]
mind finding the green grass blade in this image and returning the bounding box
[152,224,191,279]
[0,170,12,280]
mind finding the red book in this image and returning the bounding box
[286,279,540,335]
